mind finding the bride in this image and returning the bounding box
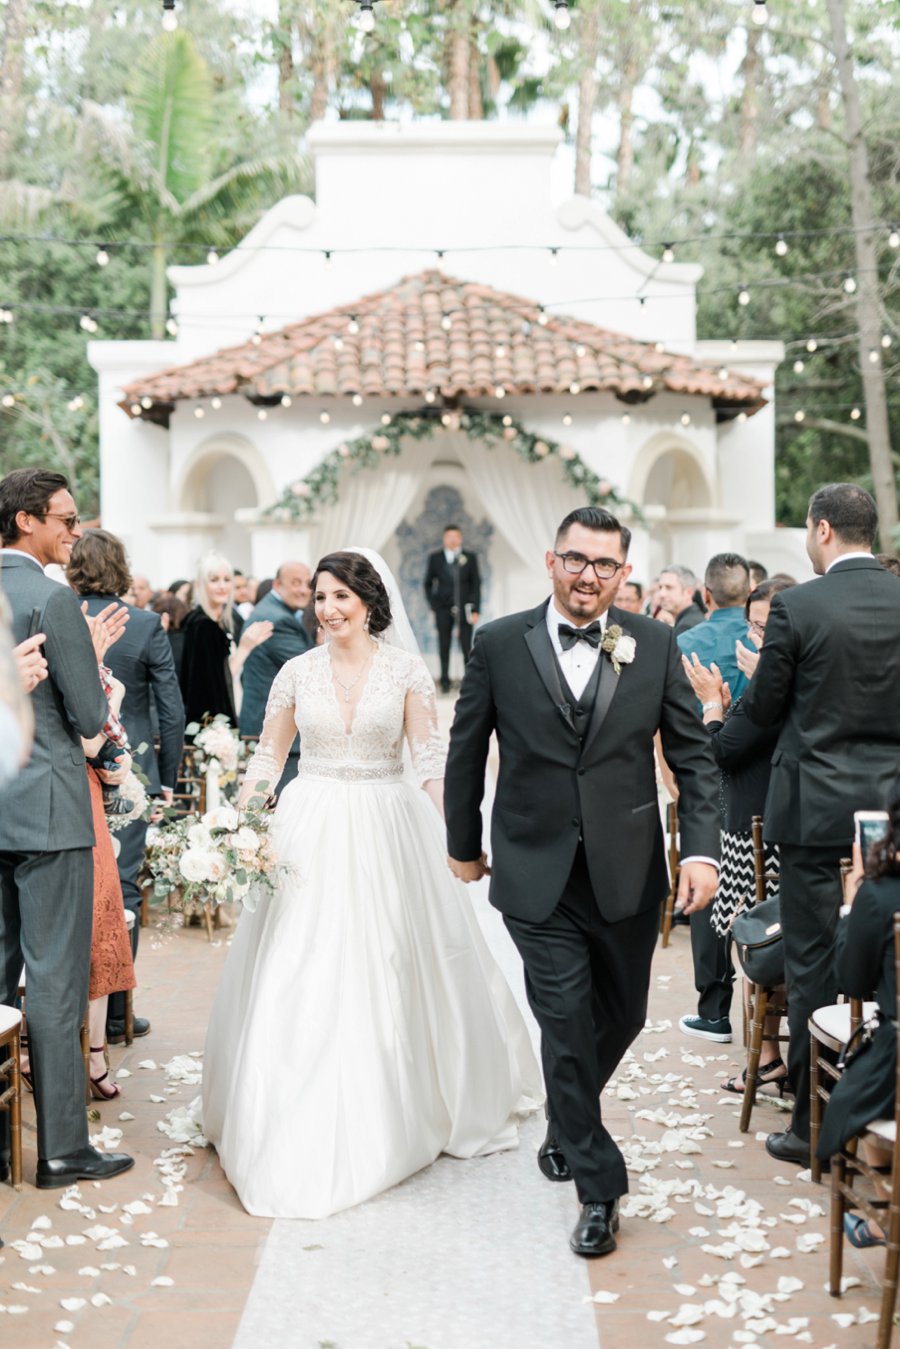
[202,548,542,1219]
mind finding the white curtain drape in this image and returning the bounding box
[452,434,583,569]
[308,452,423,562]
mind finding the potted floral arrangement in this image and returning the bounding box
[144,793,280,939]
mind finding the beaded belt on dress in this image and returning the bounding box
[297,759,404,783]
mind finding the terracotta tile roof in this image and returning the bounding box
[120,270,766,424]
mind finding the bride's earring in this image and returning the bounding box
[363,611,370,631]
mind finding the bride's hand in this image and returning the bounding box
[448,852,491,883]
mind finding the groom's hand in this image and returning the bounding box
[676,861,718,915]
[448,853,491,883]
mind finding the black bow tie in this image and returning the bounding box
[558,622,603,651]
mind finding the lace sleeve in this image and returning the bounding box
[404,658,446,787]
[239,662,297,805]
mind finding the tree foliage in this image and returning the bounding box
[0,0,896,524]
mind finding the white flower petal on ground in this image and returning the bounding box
[688,1227,710,1237]
[665,1331,706,1345]
[583,1290,619,1304]
[118,1112,136,1121]
[64,1235,87,1246]
[770,1247,793,1259]
[39,1235,64,1248]
[151,1276,175,1288]
[857,1307,879,1324]
[668,1304,705,1326]
[59,1297,86,1311]
[115,1069,131,1079]
[138,1060,157,1070]
[12,1242,43,1261]
[28,1265,56,1276]
[54,1322,75,1334]
[775,1318,810,1335]
[11,1282,41,1293]
[648,1310,673,1321]
[777,1277,804,1294]
[139,1233,169,1249]
[831,1313,856,1328]
[90,1292,113,1307]
[663,1256,678,1269]
[122,1201,153,1216]
[673,1284,696,1296]
[149,1095,165,1103]
[77,1265,100,1277]
[30,1215,52,1230]
[795,1233,825,1253]
[774,1175,792,1186]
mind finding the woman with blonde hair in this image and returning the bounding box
[179,552,272,729]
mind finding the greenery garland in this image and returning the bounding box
[264,408,634,522]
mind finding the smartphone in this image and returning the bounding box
[854,810,890,853]
[26,606,42,638]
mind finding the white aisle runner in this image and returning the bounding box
[234,735,599,1349]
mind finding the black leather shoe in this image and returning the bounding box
[538,1130,573,1183]
[765,1128,810,1166]
[36,1147,135,1189]
[106,1016,150,1045]
[570,1199,620,1258]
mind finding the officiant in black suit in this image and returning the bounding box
[423,525,481,693]
[444,506,720,1259]
[743,482,900,1168]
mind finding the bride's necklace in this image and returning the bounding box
[330,642,375,703]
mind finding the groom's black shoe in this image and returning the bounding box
[538,1129,572,1183]
[765,1128,811,1167]
[36,1146,135,1189]
[570,1199,619,1258]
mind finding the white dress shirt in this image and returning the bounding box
[444,548,459,566]
[1,547,43,569]
[546,599,605,700]
[826,551,873,572]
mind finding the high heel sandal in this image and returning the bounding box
[723,1057,790,1097]
[89,1046,120,1102]
[844,1213,886,1248]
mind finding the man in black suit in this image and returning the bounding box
[745,483,900,1166]
[444,506,720,1258]
[0,468,134,1187]
[657,565,706,635]
[424,525,481,693]
[71,529,185,1044]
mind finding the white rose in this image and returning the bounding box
[187,822,213,848]
[613,633,637,665]
[179,849,211,884]
[203,805,239,831]
[228,826,260,854]
[205,852,228,883]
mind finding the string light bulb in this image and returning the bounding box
[882,334,893,349]
[548,247,559,267]
[850,407,861,420]
[356,0,376,33]
[774,236,788,256]
[95,246,109,267]
[806,338,818,353]
[889,228,899,249]
[347,316,360,335]
[843,275,857,293]
[621,413,631,425]
[162,1,177,32]
[323,250,333,270]
[258,409,268,421]
[662,244,675,264]
[0,308,13,323]
[319,411,330,425]
[211,397,222,410]
[751,1,768,26]
[680,412,691,426]
[794,409,805,423]
[553,2,571,31]
[206,249,219,266]
[562,413,573,426]
[352,393,363,407]
[793,359,804,374]
[738,287,750,306]
[165,317,178,336]
[281,395,292,408]
[868,348,880,364]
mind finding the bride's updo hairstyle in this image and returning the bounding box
[313,551,393,636]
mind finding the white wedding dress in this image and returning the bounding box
[202,640,543,1219]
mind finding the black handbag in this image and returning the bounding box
[732,893,784,987]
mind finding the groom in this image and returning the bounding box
[445,506,720,1258]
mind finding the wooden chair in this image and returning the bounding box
[170,744,207,817]
[0,1004,24,1188]
[660,800,680,948]
[826,914,900,1349]
[809,858,872,1182]
[738,815,788,1132]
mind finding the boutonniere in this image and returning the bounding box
[457,554,467,566]
[601,624,636,675]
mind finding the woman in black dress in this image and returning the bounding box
[817,796,900,1246]
[180,552,272,729]
[682,576,796,1094]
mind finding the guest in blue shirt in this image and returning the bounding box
[676,552,754,1049]
[677,553,756,704]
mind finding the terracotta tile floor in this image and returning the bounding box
[0,904,892,1347]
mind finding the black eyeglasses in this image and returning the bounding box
[41,512,81,531]
[554,551,624,580]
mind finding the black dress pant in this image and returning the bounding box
[690,903,734,1022]
[778,842,845,1140]
[434,607,473,687]
[503,845,659,1202]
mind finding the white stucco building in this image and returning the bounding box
[90,121,806,650]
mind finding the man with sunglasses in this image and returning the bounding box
[0,468,134,1188]
[445,505,719,1261]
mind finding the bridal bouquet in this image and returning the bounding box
[144,802,280,915]
[105,770,152,834]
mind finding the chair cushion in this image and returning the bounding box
[810,1001,878,1041]
[866,1119,897,1145]
[0,1004,23,1036]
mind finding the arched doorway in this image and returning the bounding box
[177,436,275,570]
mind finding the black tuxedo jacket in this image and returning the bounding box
[84,595,185,794]
[744,556,900,847]
[424,549,481,614]
[444,601,720,924]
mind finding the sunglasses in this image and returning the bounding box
[41,512,81,531]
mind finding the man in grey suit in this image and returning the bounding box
[0,468,134,1188]
[239,561,312,791]
[70,529,185,1043]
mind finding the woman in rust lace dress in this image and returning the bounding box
[82,666,137,1100]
